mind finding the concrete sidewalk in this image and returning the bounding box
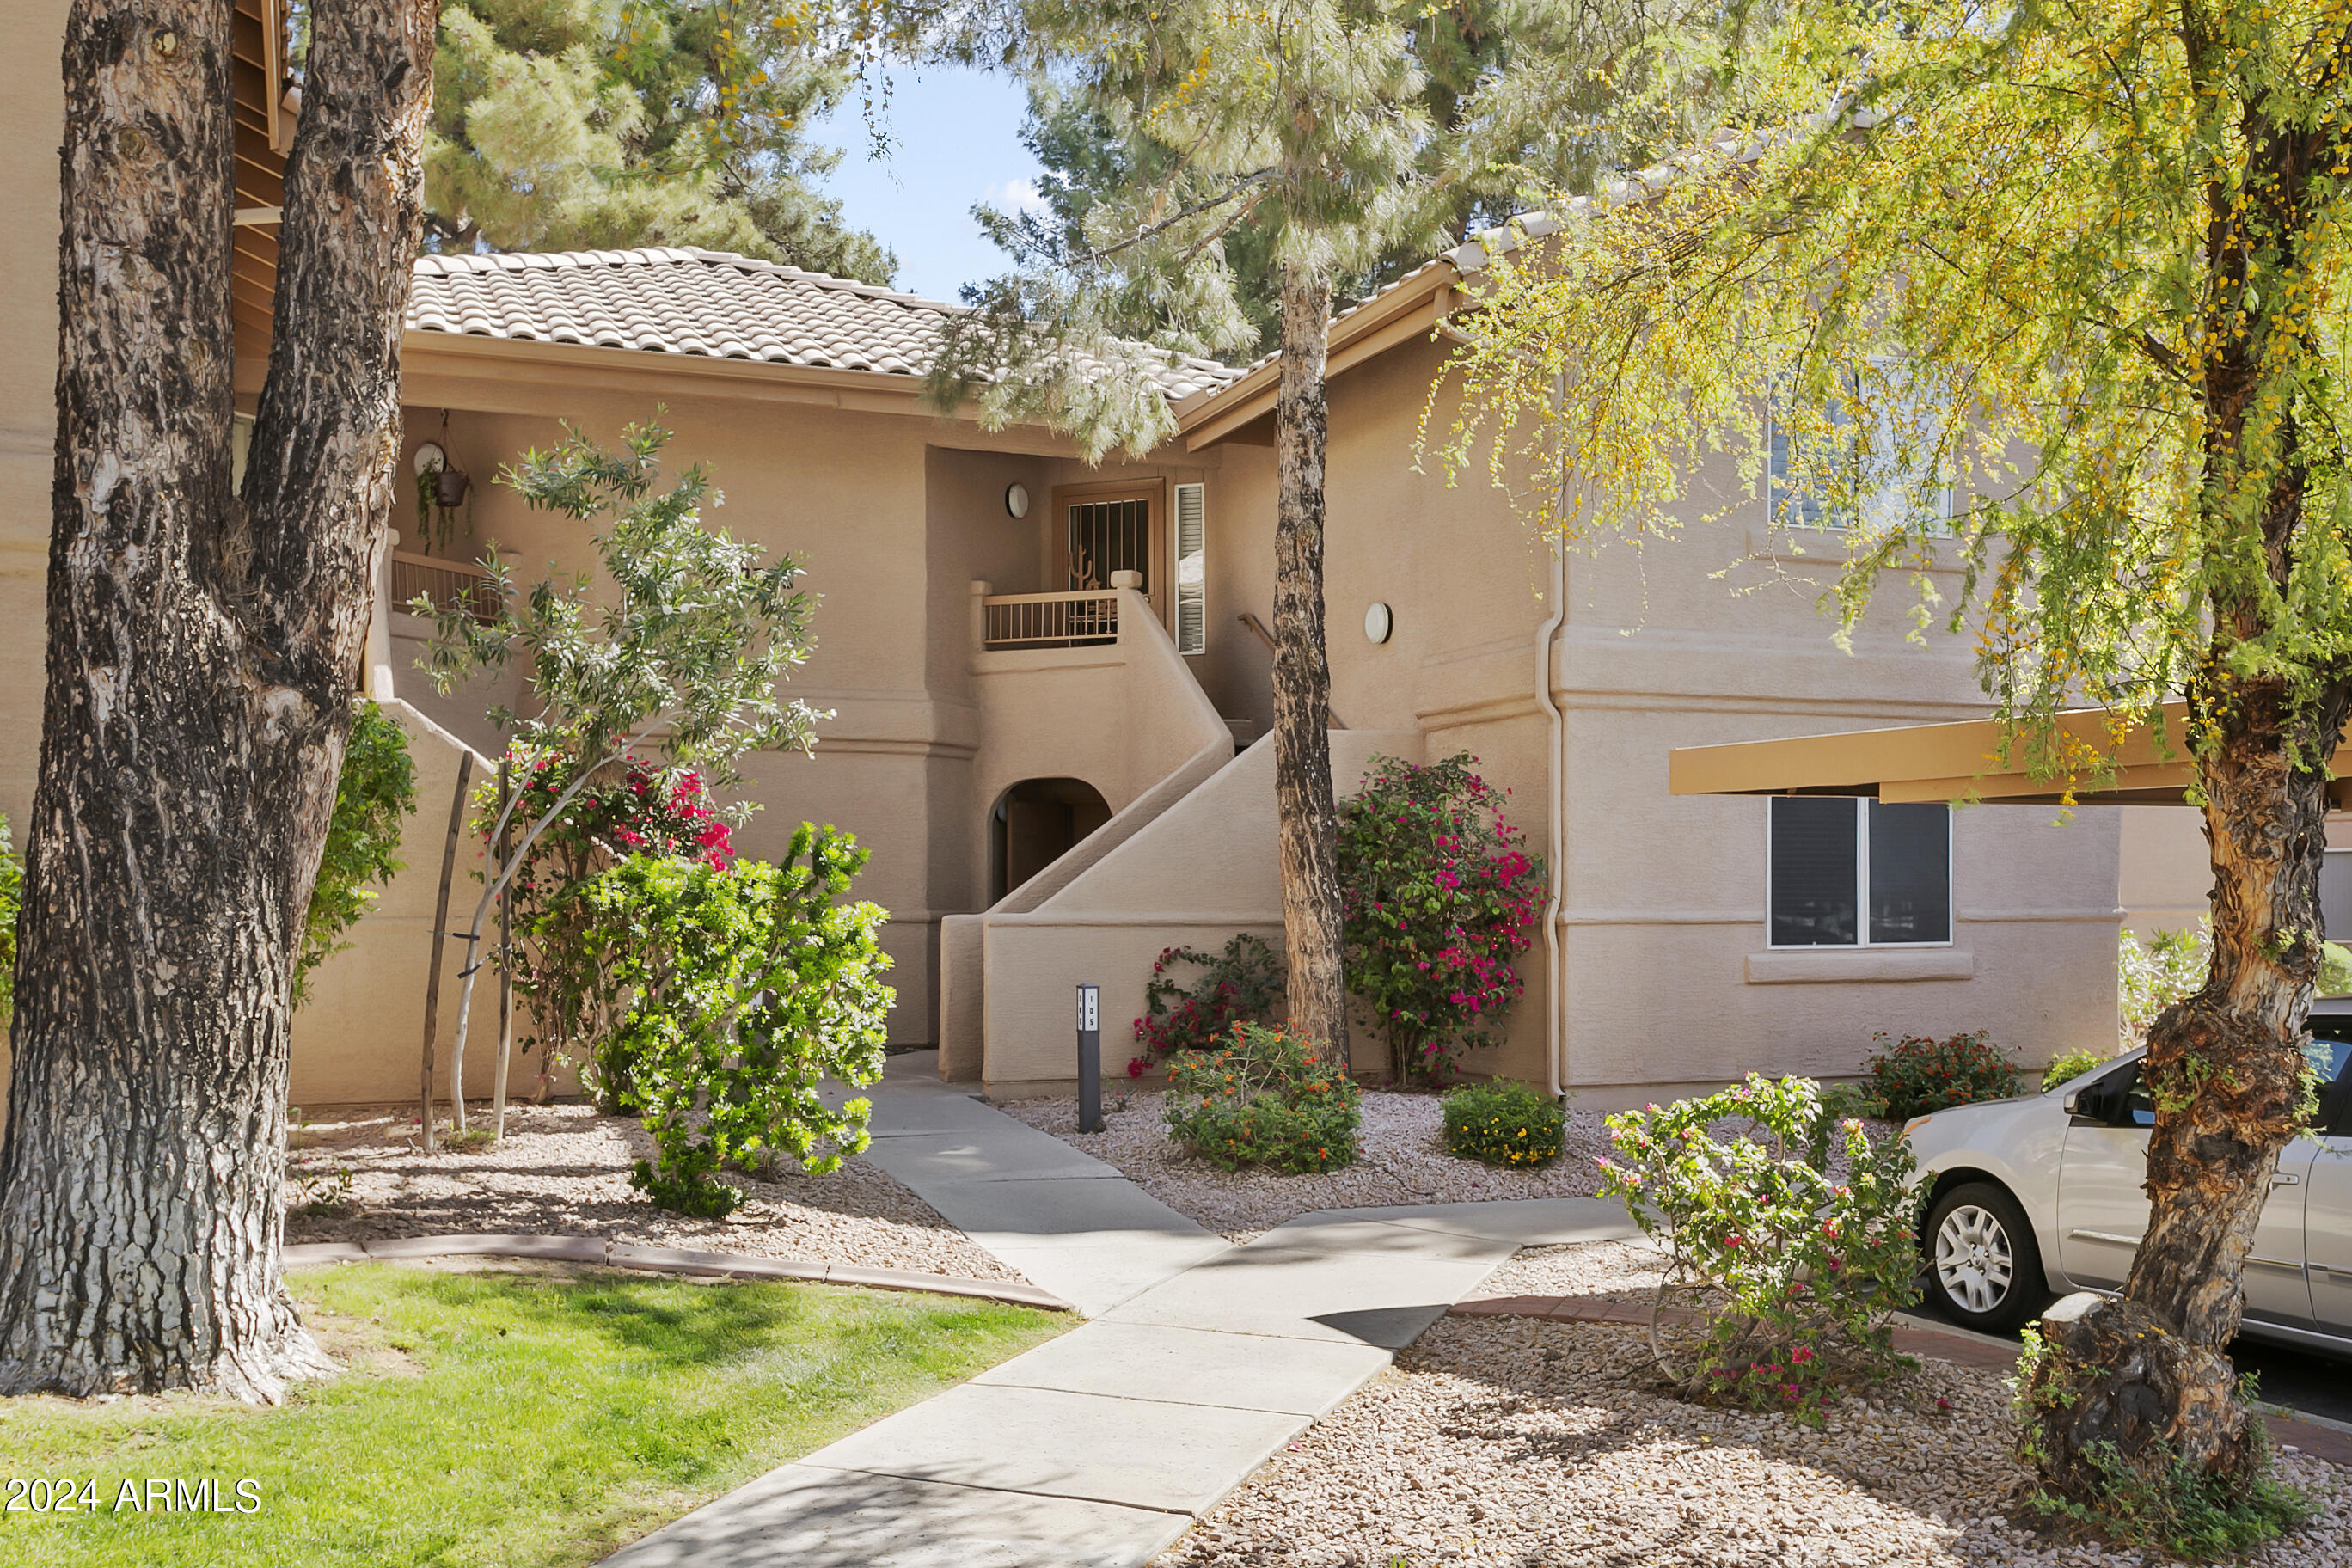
[847,1056,1228,1318]
[602,1059,1640,1567]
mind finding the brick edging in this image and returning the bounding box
[1451,1292,2352,1469]
[285,1234,1074,1314]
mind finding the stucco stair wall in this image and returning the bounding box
[939,585,1235,1079]
[290,698,545,1110]
[965,729,1420,1096]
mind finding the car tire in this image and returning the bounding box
[1923,1180,2048,1334]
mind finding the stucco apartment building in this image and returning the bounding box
[3,4,2148,1111]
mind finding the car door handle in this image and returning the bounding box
[2270,1173,2301,1186]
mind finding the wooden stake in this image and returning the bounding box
[493,756,513,1142]
[418,751,474,1153]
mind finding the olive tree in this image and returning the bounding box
[417,421,824,1140]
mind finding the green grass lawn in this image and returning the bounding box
[0,1262,1065,1568]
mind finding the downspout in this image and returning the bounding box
[1531,364,1571,1102]
[1442,307,1569,1099]
[1535,536,1566,1103]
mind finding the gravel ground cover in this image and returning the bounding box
[282,1101,1023,1281]
[1156,1240,2351,1568]
[1002,1088,1613,1240]
[1477,1238,1676,1303]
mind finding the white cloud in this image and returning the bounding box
[984,178,1053,219]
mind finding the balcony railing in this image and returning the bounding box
[391,550,502,626]
[982,590,1119,650]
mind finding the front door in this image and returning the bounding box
[1058,481,1166,626]
[2055,1057,2316,1327]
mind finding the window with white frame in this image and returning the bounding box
[1768,796,1952,947]
[1766,362,1957,535]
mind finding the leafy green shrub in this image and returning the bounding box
[2013,1329,2316,1557]
[1596,1075,1919,1422]
[296,700,419,1006]
[580,825,894,1216]
[496,744,739,1104]
[1130,934,1285,1075]
[1338,752,1545,1087]
[0,813,21,1029]
[1864,1029,2021,1121]
[2118,922,2208,1050]
[1164,1023,1360,1173]
[1442,1079,1565,1167]
[2042,1048,2110,1093]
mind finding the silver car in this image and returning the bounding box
[1902,1023,2352,1351]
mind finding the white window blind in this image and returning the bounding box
[1173,482,1206,654]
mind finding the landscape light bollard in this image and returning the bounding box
[1076,982,1104,1134]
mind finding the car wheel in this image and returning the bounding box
[1924,1181,2047,1334]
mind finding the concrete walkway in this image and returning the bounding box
[601,1056,1640,1568]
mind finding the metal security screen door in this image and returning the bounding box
[1057,480,1167,624]
[1069,498,1149,589]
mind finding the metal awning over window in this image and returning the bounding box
[1663,700,2352,807]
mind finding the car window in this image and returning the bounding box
[2119,1065,2155,1128]
[2087,1043,2349,1131]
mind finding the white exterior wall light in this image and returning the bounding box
[1364,602,1393,645]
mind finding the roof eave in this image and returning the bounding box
[1174,261,1461,450]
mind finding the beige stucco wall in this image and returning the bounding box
[386,352,1253,1057]
[1173,334,2122,1106]
[977,729,1421,1095]
[0,0,69,844]
[288,701,530,1108]
[0,0,2136,1105]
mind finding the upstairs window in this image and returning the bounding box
[1769,796,1951,947]
[1767,362,1957,535]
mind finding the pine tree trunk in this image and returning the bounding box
[1271,263,1349,1063]
[0,0,435,1401]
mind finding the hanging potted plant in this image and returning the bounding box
[411,439,472,554]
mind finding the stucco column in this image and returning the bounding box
[969,579,992,654]
[365,527,398,701]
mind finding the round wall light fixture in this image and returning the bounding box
[1364,601,1393,645]
[1005,482,1032,519]
[412,440,448,477]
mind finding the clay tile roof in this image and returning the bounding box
[406,247,1242,403]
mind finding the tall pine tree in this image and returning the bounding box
[925,1,1694,1053]
[424,0,896,280]
[987,0,1718,360]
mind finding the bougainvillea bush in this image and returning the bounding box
[493,744,739,1105]
[1164,1024,1361,1173]
[579,824,894,1216]
[1130,934,1285,1075]
[1337,753,1544,1087]
[1863,1029,2022,1122]
[1442,1078,1565,1167]
[1596,1075,1919,1424]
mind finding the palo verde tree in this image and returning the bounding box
[1437,0,2352,1529]
[928,0,1657,1054]
[416,420,825,1141]
[0,0,436,1400]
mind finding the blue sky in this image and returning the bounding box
[809,64,1048,302]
